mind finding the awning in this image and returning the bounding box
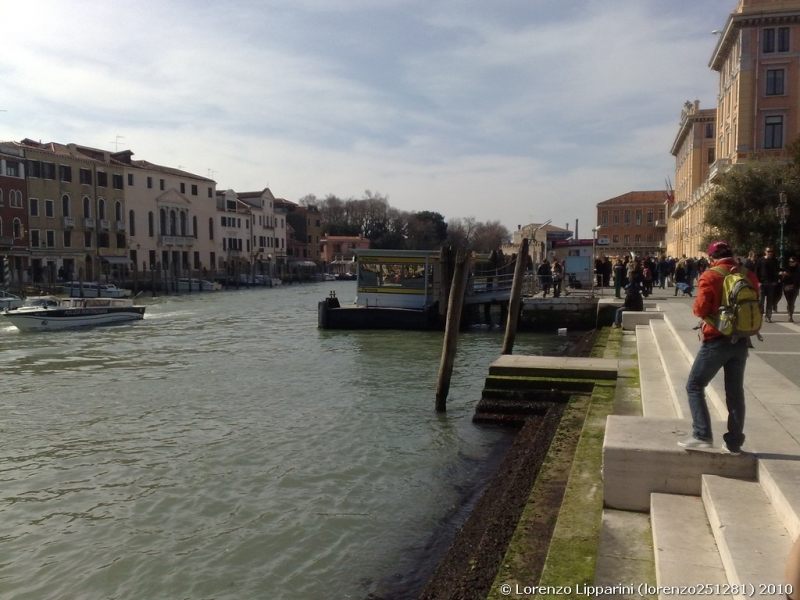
[100,256,133,265]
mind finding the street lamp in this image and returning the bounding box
[777,192,790,269]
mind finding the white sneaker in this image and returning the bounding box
[678,436,712,449]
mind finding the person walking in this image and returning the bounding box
[678,241,759,455]
[755,247,780,322]
[781,256,800,323]
[551,259,564,298]
[537,258,552,298]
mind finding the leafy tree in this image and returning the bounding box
[705,162,800,258]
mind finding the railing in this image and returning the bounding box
[63,216,75,228]
[159,235,195,246]
[100,219,111,231]
[467,271,516,296]
[84,218,96,229]
[116,220,126,231]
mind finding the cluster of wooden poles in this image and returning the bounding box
[435,238,530,412]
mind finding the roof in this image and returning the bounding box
[597,191,669,206]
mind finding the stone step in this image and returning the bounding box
[635,324,677,418]
[487,355,618,380]
[650,493,731,598]
[603,416,757,512]
[702,474,792,598]
[649,319,697,420]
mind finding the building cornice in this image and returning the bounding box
[710,10,800,71]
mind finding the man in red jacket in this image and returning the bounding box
[678,240,760,455]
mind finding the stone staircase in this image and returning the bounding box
[602,303,800,599]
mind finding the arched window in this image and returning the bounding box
[98,198,106,220]
[115,201,122,222]
[83,196,91,218]
[148,211,154,237]
[129,209,136,237]
[209,217,214,240]
[13,218,22,238]
[0,189,3,205]
[179,211,187,236]
[61,194,70,217]
[193,215,198,239]
[169,210,177,236]
[159,208,167,235]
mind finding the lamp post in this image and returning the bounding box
[777,192,790,270]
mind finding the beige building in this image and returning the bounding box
[671,0,800,256]
[669,101,717,258]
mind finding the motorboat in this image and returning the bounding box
[176,278,221,292]
[0,290,23,310]
[3,296,145,331]
[60,281,131,298]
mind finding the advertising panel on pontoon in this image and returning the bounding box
[355,250,437,310]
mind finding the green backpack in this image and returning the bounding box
[703,266,762,341]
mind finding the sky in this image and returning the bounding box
[0,0,734,239]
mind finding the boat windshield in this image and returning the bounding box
[357,259,433,294]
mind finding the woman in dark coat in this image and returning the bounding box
[781,256,800,322]
[537,259,552,298]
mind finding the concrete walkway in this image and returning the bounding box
[595,282,800,599]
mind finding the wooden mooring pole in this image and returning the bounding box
[501,237,529,355]
[435,249,472,412]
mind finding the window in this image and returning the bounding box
[646,210,654,226]
[80,168,92,185]
[193,215,198,238]
[27,160,42,178]
[83,196,91,218]
[62,194,70,217]
[708,147,715,164]
[13,218,22,238]
[765,115,784,149]
[147,176,153,189]
[623,235,630,244]
[64,230,72,248]
[209,217,214,240]
[191,184,197,196]
[59,165,72,182]
[42,162,55,179]
[45,199,54,218]
[0,190,3,205]
[129,209,136,236]
[97,172,108,187]
[112,174,123,190]
[10,190,22,208]
[128,173,134,186]
[763,27,790,53]
[180,182,186,194]
[208,187,213,198]
[6,161,20,177]
[148,211,154,237]
[160,179,165,191]
[31,229,40,248]
[623,210,631,226]
[29,198,39,217]
[612,235,619,243]
[84,232,92,248]
[46,230,55,248]
[705,123,714,138]
[98,199,106,220]
[635,210,642,226]
[766,69,785,95]
[115,201,122,222]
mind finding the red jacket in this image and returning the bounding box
[693,258,760,341]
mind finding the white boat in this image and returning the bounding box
[176,278,221,292]
[0,290,23,310]
[3,296,145,331]
[61,281,131,298]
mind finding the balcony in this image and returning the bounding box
[670,201,687,219]
[654,220,668,228]
[83,218,96,229]
[100,219,111,231]
[63,216,76,228]
[116,220,126,231]
[0,235,13,247]
[709,158,732,182]
[159,235,195,246]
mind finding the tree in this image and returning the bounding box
[705,162,800,257]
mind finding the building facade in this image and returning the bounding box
[596,191,668,257]
[0,143,28,284]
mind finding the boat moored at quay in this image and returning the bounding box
[60,281,132,298]
[3,296,146,331]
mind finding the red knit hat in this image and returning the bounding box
[706,240,731,256]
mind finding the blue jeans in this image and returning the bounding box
[614,307,626,327]
[685,337,749,449]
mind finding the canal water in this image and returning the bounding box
[0,281,582,600]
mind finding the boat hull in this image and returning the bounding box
[3,306,145,331]
[318,298,441,330]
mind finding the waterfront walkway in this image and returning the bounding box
[595,283,800,598]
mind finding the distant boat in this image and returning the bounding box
[61,281,131,298]
[3,296,145,331]
[176,278,221,292]
[0,290,23,310]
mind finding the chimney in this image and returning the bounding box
[575,219,579,240]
